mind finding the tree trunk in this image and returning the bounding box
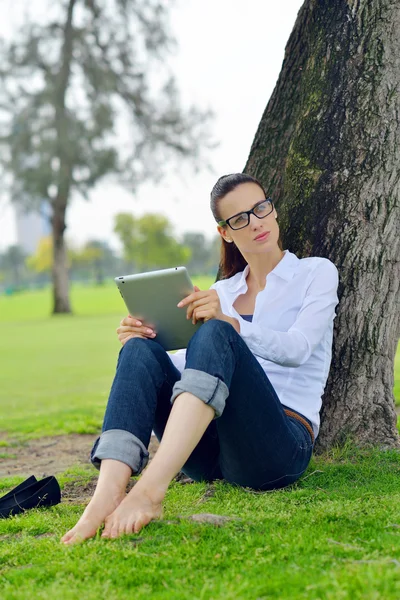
[244,0,400,452]
[52,0,76,314]
[52,204,71,314]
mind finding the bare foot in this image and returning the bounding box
[61,488,126,545]
[101,482,164,539]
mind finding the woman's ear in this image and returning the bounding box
[217,225,231,243]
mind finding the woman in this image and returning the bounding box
[61,173,339,545]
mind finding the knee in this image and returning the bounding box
[186,319,237,356]
[199,319,235,335]
[194,318,236,340]
[120,336,165,363]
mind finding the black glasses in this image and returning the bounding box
[218,198,274,230]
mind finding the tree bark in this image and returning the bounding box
[52,205,71,313]
[244,0,400,451]
[52,0,76,314]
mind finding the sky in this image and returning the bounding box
[0,0,304,253]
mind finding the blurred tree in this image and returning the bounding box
[182,232,209,275]
[136,214,191,271]
[27,234,78,273]
[0,0,216,314]
[114,212,191,271]
[206,233,222,275]
[113,213,138,272]
[181,232,222,275]
[71,239,118,284]
[26,236,55,274]
[0,245,27,288]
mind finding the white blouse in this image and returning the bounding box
[168,249,340,440]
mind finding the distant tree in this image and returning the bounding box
[26,236,54,275]
[114,212,191,271]
[0,0,216,314]
[71,240,118,284]
[0,245,27,288]
[207,234,222,275]
[182,232,210,275]
[180,232,222,276]
[26,234,78,276]
[113,214,138,272]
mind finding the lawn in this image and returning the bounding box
[0,281,399,599]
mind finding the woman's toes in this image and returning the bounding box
[101,518,128,539]
[99,493,163,540]
[60,529,75,543]
[117,524,124,538]
[101,515,113,537]
[125,520,135,535]
[64,531,85,545]
[134,514,149,534]
[61,518,100,545]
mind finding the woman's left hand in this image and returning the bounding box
[177,285,225,324]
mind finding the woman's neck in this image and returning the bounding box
[245,249,285,292]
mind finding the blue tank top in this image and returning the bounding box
[239,314,253,322]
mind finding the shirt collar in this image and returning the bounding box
[227,249,299,293]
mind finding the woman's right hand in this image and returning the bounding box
[116,315,157,346]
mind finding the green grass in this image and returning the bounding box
[1,446,400,599]
[395,346,400,403]
[0,282,400,599]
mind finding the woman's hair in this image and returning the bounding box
[210,173,283,279]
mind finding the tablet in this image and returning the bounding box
[114,266,203,351]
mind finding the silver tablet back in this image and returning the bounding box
[114,266,203,351]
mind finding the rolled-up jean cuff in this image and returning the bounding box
[90,429,149,475]
[170,368,229,419]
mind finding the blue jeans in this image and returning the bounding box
[90,319,315,491]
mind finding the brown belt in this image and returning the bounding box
[284,409,315,444]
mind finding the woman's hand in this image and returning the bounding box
[177,285,226,324]
[116,315,157,346]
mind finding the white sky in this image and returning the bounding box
[0,0,304,253]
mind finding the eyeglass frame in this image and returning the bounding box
[217,197,274,230]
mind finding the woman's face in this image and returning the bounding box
[216,182,279,255]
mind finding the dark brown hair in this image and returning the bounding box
[210,173,283,279]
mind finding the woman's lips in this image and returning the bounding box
[254,231,270,241]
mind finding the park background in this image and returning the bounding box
[1,1,400,599]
